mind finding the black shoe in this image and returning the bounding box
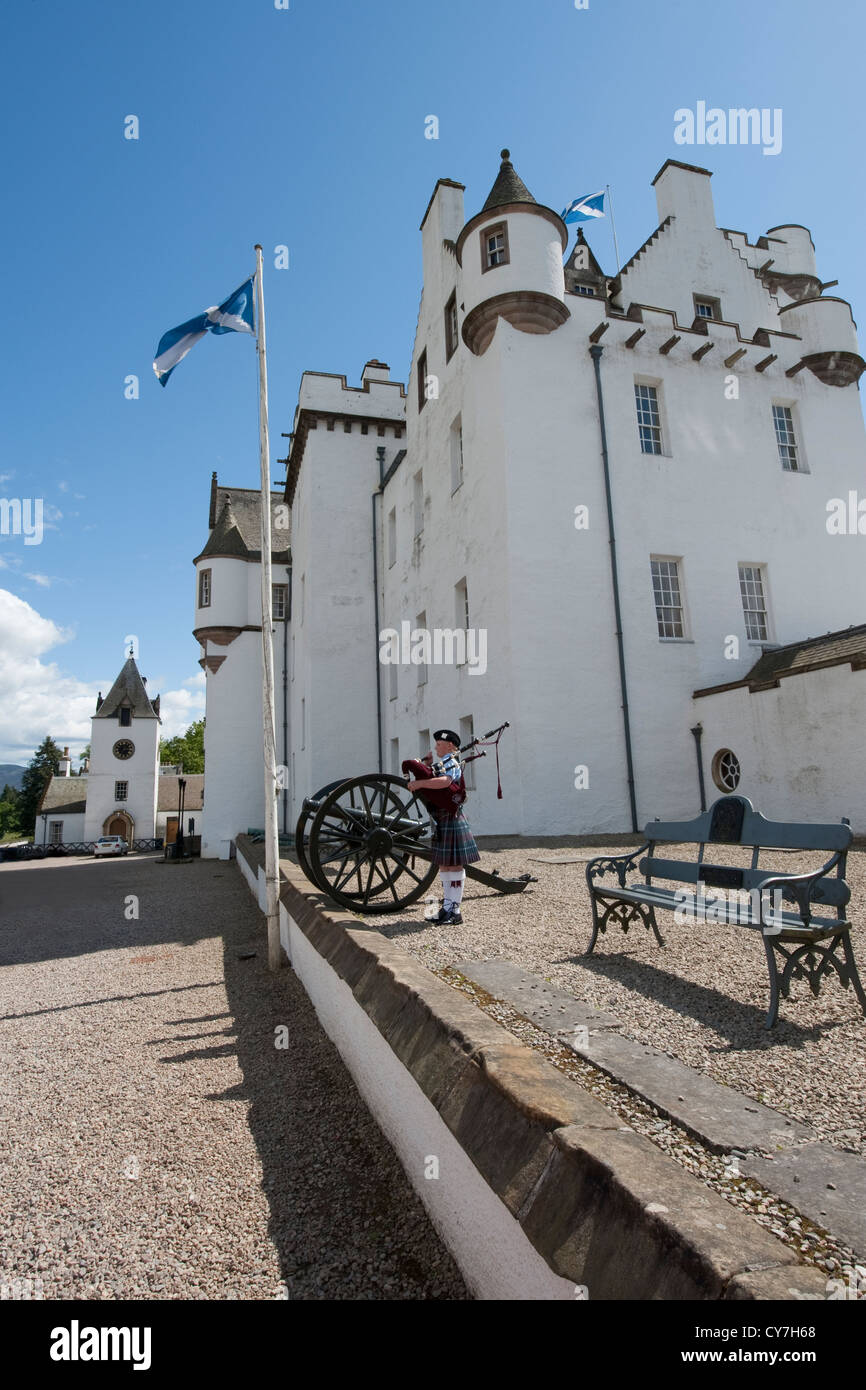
[444,909,463,925]
[433,904,452,923]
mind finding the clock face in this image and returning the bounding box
[113,739,135,760]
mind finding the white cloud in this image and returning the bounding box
[0,588,94,762]
[183,672,206,689]
[58,481,70,493]
[25,573,52,588]
[158,681,206,738]
[0,473,13,488]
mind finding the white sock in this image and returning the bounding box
[439,871,452,908]
[447,870,465,907]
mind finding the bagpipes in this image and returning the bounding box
[401,721,510,813]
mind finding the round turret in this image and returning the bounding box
[455,150,569,355]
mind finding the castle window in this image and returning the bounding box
[417,349,428,412]
[573,285,595,297]
[387,507,397,567]
[115,781,128,801]
[450,416,464,494]
[635,383,663,455]
[650,557,686,639]
[694,295,721,321]
[388,663,398,701]
[119,708,132,727]
[738,564,769,642]
[413,470,424,536]
[444,291,459,361]
[481,222,509,272]
[772,404,804,472]
[711,749,741,793]
[272,584,288,620]
[49,821,63,844]
[199,568,211,608]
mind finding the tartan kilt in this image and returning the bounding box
[430,808,480,866]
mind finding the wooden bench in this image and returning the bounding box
[585,795,866,1029]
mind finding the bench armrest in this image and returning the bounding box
[756,855,848,932]
[586,843,651,891]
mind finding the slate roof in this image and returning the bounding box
[196,477,290,564]
[695,623,866,697]
[157,774,204,811]
[481,149,536,212]
[95,657,160,720]
[38,776,89,816]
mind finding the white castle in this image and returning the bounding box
[193,152,866,857]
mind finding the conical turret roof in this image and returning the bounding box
[95,656,159,719]
[197,496,250,560]
[482,149,536,212]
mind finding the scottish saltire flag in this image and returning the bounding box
[153,276,255,386]
[561,191,605,224]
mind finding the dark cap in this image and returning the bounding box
[433,728,460,748]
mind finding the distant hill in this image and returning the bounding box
[0,765,27,792]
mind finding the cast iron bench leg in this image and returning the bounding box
[841,934,866,1017]
[762,934,781,1030]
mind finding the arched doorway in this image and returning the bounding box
[104,811,134,843]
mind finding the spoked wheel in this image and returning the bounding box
[295,779,353,891]
[307,773,438,914]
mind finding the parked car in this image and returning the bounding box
[93,836,129,857]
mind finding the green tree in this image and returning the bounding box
[0,784,21,838]
[159,719,205,774]
[17,737,63,835]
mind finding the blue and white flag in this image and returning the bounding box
[561,191,605,224]
[153,276,255,386]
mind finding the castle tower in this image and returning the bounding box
[455,149,569,355]
[193,476,291,856]
[83,655,161,843]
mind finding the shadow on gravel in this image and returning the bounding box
[570,950,828,1049]
[0,856,221,968]
[212,875,469,1301]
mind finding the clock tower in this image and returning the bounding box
[83,655,161,844]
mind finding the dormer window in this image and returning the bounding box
[694,295,721,321]
[573,285,595,297]
[482,222,509,272]
[119,708,132,727]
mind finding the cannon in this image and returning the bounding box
[294,769,534,916]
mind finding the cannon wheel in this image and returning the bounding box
[307,773,439,914]
[295,779,354,893]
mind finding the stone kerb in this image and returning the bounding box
[233,836,828,1301]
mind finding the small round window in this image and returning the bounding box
[711,749,741,792]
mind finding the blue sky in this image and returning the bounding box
[1,0,863,764]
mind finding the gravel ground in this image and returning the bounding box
[370,840,866,1154]
[0,854,467,1301]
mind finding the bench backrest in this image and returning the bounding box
[645,796,852,853]
[638,855,851,906]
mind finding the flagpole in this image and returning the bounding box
[606,184,621,276]
[253,243,282,973]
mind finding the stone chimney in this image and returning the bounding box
[652,159,716,232]
[58,746,71,777]
[361,360,390,384]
